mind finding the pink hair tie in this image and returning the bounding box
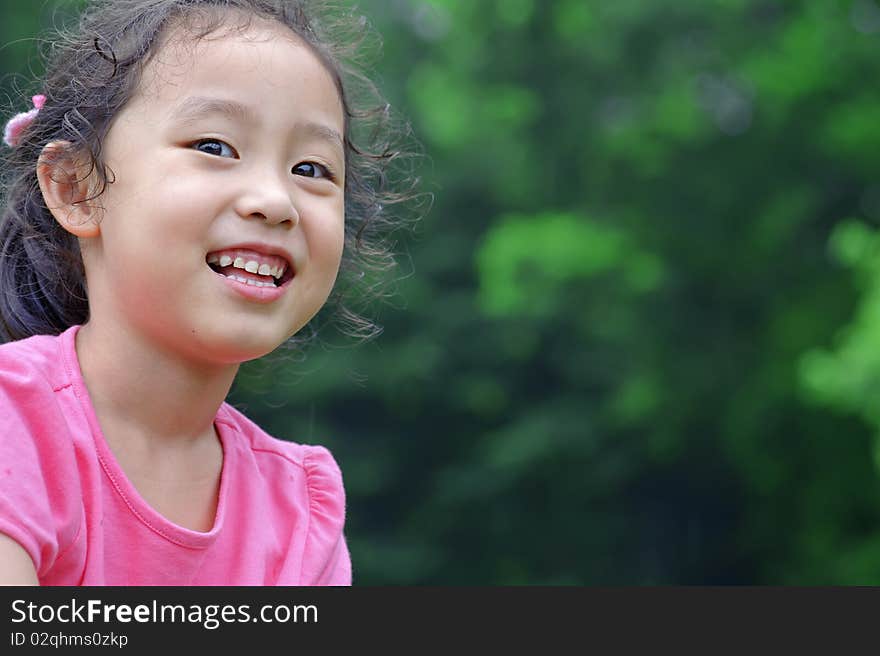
[3,94,47,148]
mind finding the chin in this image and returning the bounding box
[191,325,289,365]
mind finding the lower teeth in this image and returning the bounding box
[224,273,276,288]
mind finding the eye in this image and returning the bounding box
[192,139,237,158]
[292,161,334,180]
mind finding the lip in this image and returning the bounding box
[213,269,291,303]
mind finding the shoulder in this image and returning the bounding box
[217,402,346,509]
[0,331,83,578]
[217,402,349,584]
[0,330,70,396]
[0,331,72,425]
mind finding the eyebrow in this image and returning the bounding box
[171,96,254,125]
[170,95,344,151]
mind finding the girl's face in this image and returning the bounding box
[80,17,346,364]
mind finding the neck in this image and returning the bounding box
[75,320,239,447]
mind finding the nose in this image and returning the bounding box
[233,171,299,227]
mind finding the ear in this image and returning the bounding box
[35,140,101,238]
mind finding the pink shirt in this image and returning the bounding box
[0,325,351,585]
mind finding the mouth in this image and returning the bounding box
[205,247,295,288]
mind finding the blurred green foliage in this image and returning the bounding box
[4,0,880,584]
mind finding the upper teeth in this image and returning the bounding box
[207,252,287,279]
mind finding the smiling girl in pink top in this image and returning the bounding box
[0,0,417,585]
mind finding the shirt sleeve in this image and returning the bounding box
[0,370,82,579]
[300,444,352,586]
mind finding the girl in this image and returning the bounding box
[0,0,413,585]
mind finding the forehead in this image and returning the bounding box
[130,16,343,126]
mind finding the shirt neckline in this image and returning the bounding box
[59,324,233,549]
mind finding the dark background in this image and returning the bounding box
[3,0,880,584]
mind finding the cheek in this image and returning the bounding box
[320,217,346,275]
[105,173,211,240]
[95,186,210,296]
[152,176,218,221]
[297,213,345,309]
[329,217,346,260]
[305,199,346,266]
